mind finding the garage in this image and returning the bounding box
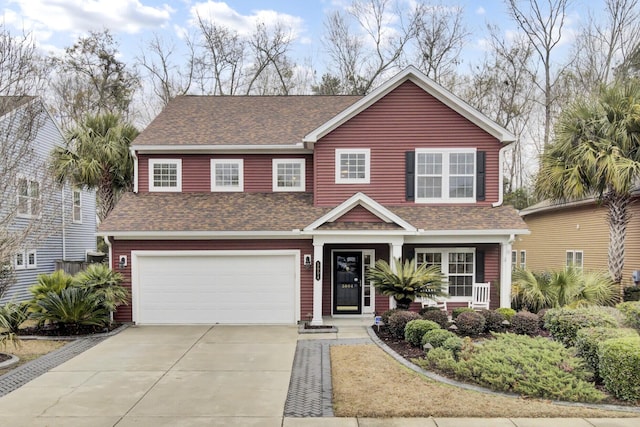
[131,250,299,324]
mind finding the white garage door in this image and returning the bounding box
[132,250,298,324]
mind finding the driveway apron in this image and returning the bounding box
[0,325,298,427]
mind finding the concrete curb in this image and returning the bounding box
[366,326,640,414]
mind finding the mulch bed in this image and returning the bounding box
[371,325,425,360]
[0,353,11,363]
[16,323,121,337]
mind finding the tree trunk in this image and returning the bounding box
[395,297,412,310]
[605,193,631,300]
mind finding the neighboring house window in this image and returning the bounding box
[415,149,475,202]
[566,250,583,270]
[14,252,25,270]
[17,177,40,217]
[520,250,526,269]
[335,149,370,184]
[72,189,82,223]
[14,250,36,270]
[27,250,37,268]
[416,248,475,297]
[149,159,182,192]
[273,159,305,191]
[211,159,244,192]
[511,250,517,270]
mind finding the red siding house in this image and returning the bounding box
[98,67,528,325]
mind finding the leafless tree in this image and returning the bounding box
[0,26,58,297]
[412,2,470,87]
[570,0,640,93]
[246,22,296,95]
[505,0,570,149]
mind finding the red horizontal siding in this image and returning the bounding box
[314,81,502,206]
[137,154,313,193]
[335,205,384,222]
[111,239,314,323]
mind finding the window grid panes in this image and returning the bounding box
[277,163,302,188]
[17,178,40,216]
[15,252,24,269]
[340,153,366,180]
[72,190,82,222]
[566,250,583,270]
[416,150,475,201]
[417,153,442,198]
[416,250,474,298]
[215,163,240,187]
[520,251,526,269]
[153,163,178,188]
[27,251,36,267]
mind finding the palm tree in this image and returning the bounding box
[536,80,640,297]
[366,258,445,309]
[51,113,138,221]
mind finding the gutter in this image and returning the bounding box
[130,147,138,193]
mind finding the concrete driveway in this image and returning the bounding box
[0,325,298,426]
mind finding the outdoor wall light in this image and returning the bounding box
[303,254,312,269]
[118,255,127,269]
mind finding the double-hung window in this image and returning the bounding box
[273,159,305,191]
[416,248,475,298]
[566,250,583,270]
[72,189,82,223]
[211,159,243,192]
[520,250,526,269]
[14,249,36,270]
[335,149,370,184]
[149,159,182,192]
[416,149,475,202]
[17,177,40,217]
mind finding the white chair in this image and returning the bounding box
[421,295,448,311]
[469,282,490,310]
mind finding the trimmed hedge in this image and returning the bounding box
[404,319,441,347]
[575,327,639,377]
[510,311,540,336]
[598,337,640,401]
[617,301,640,331]
[420,308,449,329]
[381,308,402,325]
[387,310,421,339]
[455,311,485,336]
[543,307,618,347]
[479,309,507,332]
[422,328,457,349]
[452,307,474,319]
[495,307,516,321]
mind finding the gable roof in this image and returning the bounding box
[0,96,37,117]
[132,95,361,149]
[303,66,515,146]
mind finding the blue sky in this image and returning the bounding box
[1,0,597,69]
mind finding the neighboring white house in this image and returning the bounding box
[0,97,97,304]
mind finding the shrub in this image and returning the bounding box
[29,270,75,310]
[455,311,485,336]
[441,336,464,356]
[495,307,516,321]
[404,319,441,347]
[456,333,604,402]
[387,310,421,339]
[544,307,618,347]
[381,308,402,325]
[598,337,640,401]
[623,286,640,302]
[452,307,474,319]
[424,347,458,373]
[617,301,640,331]
[510,311,540,335]
[420,308,449,329]
[0,301,29,333]
[575,327,639,378]
[421,328,457,348]
[73,264,128,314]
[479,309,507,332]
[30,287,109,331]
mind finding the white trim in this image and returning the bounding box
[131,148,139,193]
[335,149,370,184]
[519,250,527,269]
[16,174,41,219]
[566,249,584,270]
[100,231,308,239]
[492,144,509,207]
[331,249,374,316]
[272,158,306,192]
[72,188,82,223]
[211,159,244,192]
[14,252,25,270]
[26,249,37,269]
[148,159,182,192]
[303,66,515,145]
[415,148,476,204]
[304,192,416,232]
[415,247,476,301]
[133,144,309,154]
[130,249,300,324]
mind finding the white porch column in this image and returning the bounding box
[311,242,324,325]
[388,241,404,309]
[500,235,515,308]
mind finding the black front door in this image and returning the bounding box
[333,252,362,314]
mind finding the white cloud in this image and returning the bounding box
[476,6,486,15]
[6,0,173,34]
[189,1,305,39]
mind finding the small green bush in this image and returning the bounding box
[420,308,449,328]
[495,307,516,321]
[387,310,421,339]
[479,309,507,332]
[617,301,640,331]
[510,311,540,335]
[544,307,618,347]
[575,327,638,377]
[0,301,29,333]
[452,307,474,319]
[424,347,458,373]
[421,328,457,348]
[441,335,464,356]
[404,319,441,347]
[598,337,640,401]
[456,333,604,402]
[381,308,402,325]
[455,311,486,336]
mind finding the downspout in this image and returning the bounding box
[492,144,509,207]
[61,186,66,260]
[130,148,138,193]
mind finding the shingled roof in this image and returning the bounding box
[99,192,526,234]
[133,95,362,146]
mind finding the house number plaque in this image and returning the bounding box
[315,260,321,281]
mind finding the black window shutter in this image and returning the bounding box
[476,250,485,283]
[406,151,415,201]
[476,151,486,201]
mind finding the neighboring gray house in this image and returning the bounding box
[0,97,97,304]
